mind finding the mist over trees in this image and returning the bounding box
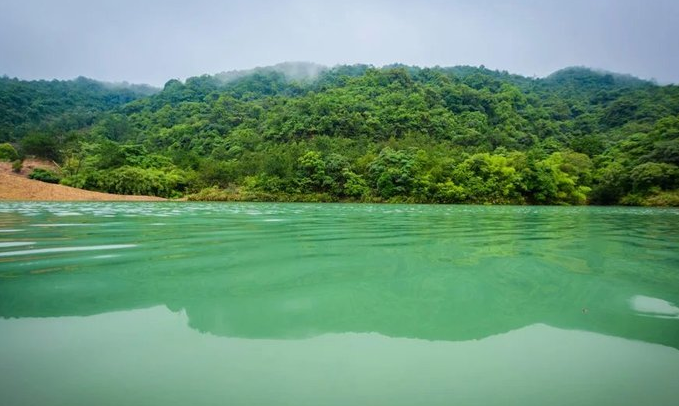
[1,62,678,205]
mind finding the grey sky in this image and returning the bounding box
[1,0,678,86]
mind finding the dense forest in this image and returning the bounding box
[1,63,678,205]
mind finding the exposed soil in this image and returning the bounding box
[0,159,165,201]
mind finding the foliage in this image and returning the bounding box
[639,190,679,207]
[20,133,60,161]
[186,186,237,201]
[62,167,186,198]
[28,168,61,184]
[12,159,22,173]
[2,64,679,204]
[0,76,156,142]
[0,143,19,161]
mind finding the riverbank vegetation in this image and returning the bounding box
[2,63,678,205]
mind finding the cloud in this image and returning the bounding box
[1,0,677,85]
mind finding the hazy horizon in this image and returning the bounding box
[2,0,678,86]
[0,61,660,88]
[0,60,664,88]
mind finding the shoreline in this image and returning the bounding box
[2,168,676,206]
[0,171,165,202]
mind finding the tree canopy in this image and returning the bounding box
[2,63,678,205]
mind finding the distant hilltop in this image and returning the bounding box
[2,62,656,90]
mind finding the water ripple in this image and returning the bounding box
[0,244,137,258]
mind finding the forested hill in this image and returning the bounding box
[1,63,678,205]
[0,76,157,142]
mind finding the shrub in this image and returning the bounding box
[186,186,236,201]
[96,166,186,197]
[28,168,61,184]
[630,162,679,192]
[20,133,60,161]
[12,160,23,173]
[642,190,679,207]
[0,143,19,161]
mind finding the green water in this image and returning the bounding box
[1,202,678,406]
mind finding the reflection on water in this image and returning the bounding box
[632,295,679,319]
[1,202,678,405]
[2,306,679,406]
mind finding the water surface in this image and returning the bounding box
[1,203,678,405]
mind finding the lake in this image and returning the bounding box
[1,202,678,406]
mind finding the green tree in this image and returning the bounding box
[20,133,60,161]
[0,143,19,161]
[368,148,420,199]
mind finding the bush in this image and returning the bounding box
[28,168,61,184]
[96,166,186,197]
[643,190,679,207]
[20,133,60,161]
[12,160,23,173]
[186,186,236,201]
[630,162,679,192]
[60,172,100,189]
[60,166,188,197]
[0,143,19,161]
[623,190,679,207]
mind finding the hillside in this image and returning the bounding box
[1,63,678,205]
[0,76,157,142]
[0,161,164,201]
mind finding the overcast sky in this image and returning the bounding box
[1,0,678,86]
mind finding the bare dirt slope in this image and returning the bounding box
[0,160,165,201]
